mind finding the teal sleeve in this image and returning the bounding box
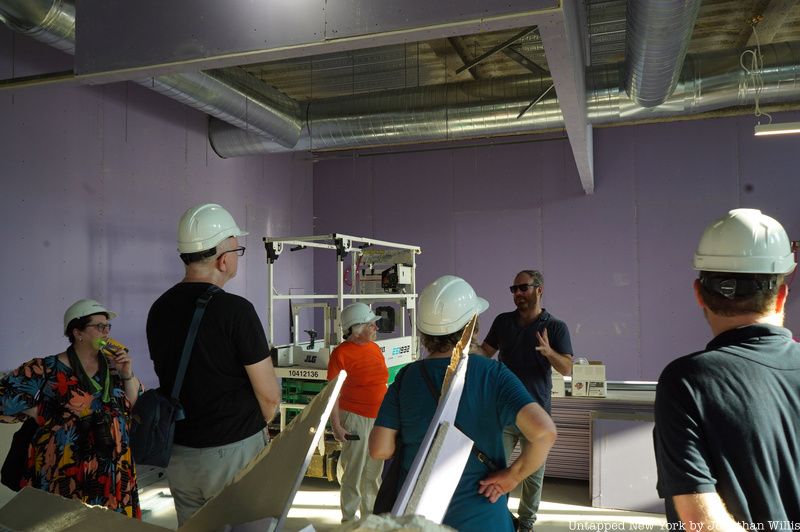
[375,378,400,430]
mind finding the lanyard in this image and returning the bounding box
[66,345,111,404]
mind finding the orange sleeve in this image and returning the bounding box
[327,349,343,381]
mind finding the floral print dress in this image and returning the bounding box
[0,354,142,518]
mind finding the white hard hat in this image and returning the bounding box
[177,203,248,254]
[341,302,380,332]
[417,275,489,335]
[63,299,117,333]
[693,208,796,274]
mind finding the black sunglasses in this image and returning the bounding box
[509,283,538,293]
[219,246,246,258]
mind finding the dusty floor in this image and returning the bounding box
[139,471,668,531]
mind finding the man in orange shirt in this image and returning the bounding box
[327,302,389,522]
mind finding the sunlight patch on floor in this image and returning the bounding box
[141,476,668,532]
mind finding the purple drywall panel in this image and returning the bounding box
[737,112,800,338]
[632,119,741,377]
[313,150,457,289]
[371,151,456,282]
[0,29,313,387]
[0,25,72,77]
[257,152,315,346]
[451,142,547,337]
[453,208,541,337]
[311,151,457,336]
[543,137,640,379]
[311,156,376,327]
[313,115,800,381]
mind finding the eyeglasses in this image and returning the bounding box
[219,246,246,258]
[87,323,112,333]
[509,283,538,293]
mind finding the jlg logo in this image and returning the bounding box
[304,354,317,364]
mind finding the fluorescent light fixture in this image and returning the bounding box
[754,121,800,136]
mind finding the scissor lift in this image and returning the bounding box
[264,233,421,480]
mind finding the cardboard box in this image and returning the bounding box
[551,368,565,397]
[571,361,607,397]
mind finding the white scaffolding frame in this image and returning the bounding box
[264,233,421,350]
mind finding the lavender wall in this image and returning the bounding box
[313,113,800,381]
[3,24,799,384]
[0,28,314,387]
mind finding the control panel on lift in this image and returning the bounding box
[273,328,415,382]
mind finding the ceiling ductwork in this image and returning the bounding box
[624,0,703,108]
[0,0,304,148]
[144,68,302,148]
[208,42,800,158]
[209,76,559,157]
[0,0,74,54]
[4,0,799,162]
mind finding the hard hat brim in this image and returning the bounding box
[63,300,117,333]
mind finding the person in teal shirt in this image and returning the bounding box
[370,275,557,531]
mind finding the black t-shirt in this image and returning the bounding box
[654,324,800,526]
[146,282,270,447]
[484,309,573,413]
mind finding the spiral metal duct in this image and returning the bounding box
[209,42,800,157]
[624,0,703,108]
[0,0,74,54]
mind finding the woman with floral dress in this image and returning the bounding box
[0,299,143,518]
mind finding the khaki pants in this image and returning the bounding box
[503,424,546,528]
[337,410,383,522]
[167,430,266,526]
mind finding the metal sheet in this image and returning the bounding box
[75,0,326,77]
[591,413,661,512]
[545,393,656,481]
[178,372,345,532]
[538,5,595,194]
[393,317,476,517]
[405,422,473,523]
[326,0,557,39]
[0,487,167,531]
[74,0,559,82]
[547,407,591,480]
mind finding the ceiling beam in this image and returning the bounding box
[454,26,537,75]
[74,0,560,84]
[537,2,594,194]
[0,70,76,90]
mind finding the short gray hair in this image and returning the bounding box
[344,322,369,340]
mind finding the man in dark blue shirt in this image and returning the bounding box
[480,269,573,532]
